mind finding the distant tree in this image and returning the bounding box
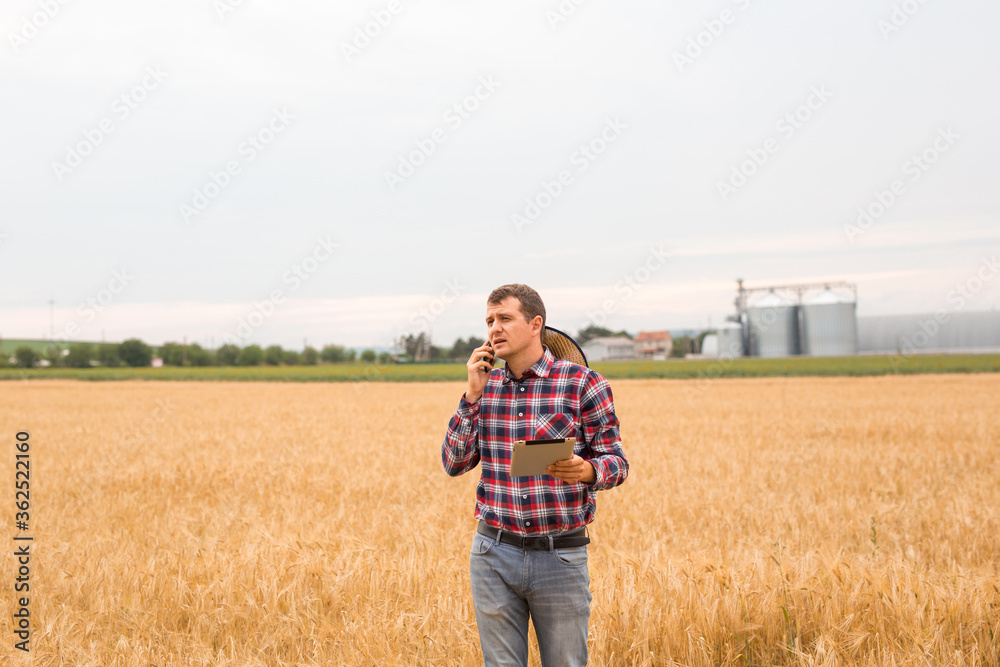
[159,342,185,366]
[66,343,94,368]
[449,336,481,361]
[187,343,213,367]
[216,344,240,366]
[119,339,153,367]
[575,326,627,345]
[264,345,284,366]
[302,346,319,365]
[360,349,376,363]
[401,333,436,361]
[671,336,694,358]
[320,344,347,363]
[283,350,301,365]
[97,343,121,367]
[43,343,66,367]
[238,345,263,366]
[377,351,394,364]
[15,346,39,369]
[577,325,613,344]
[345,348,357,362]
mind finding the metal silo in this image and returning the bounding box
[747,292,799,357]
[716,322,744,357]
[801,290,857,356]
[700,334,719,356]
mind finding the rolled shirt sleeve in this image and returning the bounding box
[441,393,482,476]
[579,372,629,491]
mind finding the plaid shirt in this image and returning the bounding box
[442,347,628,536]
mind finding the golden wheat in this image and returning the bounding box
[1,375,998,666]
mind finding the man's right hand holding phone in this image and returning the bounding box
[465,340,494,404]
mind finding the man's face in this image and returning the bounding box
[486,296,540,360]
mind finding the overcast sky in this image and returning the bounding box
[1,0,997,350]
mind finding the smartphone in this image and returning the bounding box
[481,341,494,370]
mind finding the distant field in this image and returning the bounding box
[2,353,999,381]
[1,375,997,665]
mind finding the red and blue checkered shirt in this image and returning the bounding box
[442,347,629,536]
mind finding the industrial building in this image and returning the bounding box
[857,311,1000,354]
[702,280,1000,358]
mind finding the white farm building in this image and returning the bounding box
[582,337,635,362]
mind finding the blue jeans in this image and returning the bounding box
[470,528,591,666]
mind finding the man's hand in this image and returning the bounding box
[464,341,494,403]
[546,455,596,485]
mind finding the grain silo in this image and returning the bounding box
[716,322,744,357]
[700,334,719,356]
[747,292,799,357]
[800,289,858,356]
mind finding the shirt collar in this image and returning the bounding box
[501,346,554,384]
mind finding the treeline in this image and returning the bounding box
[5,335,489,369]
[396,333,483,363]
[4,340,390,369]
[4,325,707,369]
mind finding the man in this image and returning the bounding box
[441,283,629,666]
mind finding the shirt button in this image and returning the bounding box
[520,387,525,392]
[525,521,531,526]
[522,495,528,499]
[518,412,523,416]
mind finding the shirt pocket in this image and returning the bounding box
[534,412,578,440]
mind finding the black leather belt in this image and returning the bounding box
[477,521,590,550]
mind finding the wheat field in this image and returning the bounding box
[1,375,998,666]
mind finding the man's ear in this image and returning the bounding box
[530,316,543,336]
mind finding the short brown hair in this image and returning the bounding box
[488,284,546,330]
